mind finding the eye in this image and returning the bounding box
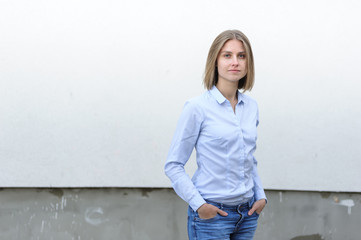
[238,54,246,59]
[224,54,231,58]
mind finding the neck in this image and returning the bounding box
[216,81,238,102]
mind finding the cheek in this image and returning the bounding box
[217,60,228,71]
[244,60,248,68]
[241,62,248,71]
[217,65,227,75]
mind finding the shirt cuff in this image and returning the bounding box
[254,189,267,203]
[189,195,207,212]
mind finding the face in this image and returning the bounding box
[216,39,247,86]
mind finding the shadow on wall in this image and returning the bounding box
[290,234,323,240]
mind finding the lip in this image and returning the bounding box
[228,70,240,72]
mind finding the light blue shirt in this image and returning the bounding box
[165,86,266,211]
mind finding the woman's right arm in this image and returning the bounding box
[164,100,206,211]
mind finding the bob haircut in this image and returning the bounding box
[203,30,255,91]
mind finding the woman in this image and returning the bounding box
[165,30,266,239]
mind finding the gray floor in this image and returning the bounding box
[0,188,359,240]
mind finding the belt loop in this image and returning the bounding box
[220,203,223,210]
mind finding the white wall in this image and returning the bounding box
[0,0,360,191]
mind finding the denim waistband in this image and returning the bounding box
[205,197,254,211]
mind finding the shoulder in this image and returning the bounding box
[241,94,258,109]
[182,92,209,117]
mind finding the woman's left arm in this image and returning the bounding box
[248,103,267,215]
[248,156,267,215]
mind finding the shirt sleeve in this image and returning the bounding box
[252,106,267,202]
[252,156,267,202]
[164,100,206,211]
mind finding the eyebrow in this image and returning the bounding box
[220,51,246,54]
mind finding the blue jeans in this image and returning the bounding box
[187,198,259,240]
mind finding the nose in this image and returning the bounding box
[231,56,239,66]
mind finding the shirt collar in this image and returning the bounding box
[210,86,245,104]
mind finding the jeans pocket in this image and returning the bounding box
[253,211,260,217]
[195,213,221,223]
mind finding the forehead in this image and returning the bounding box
[220,39,245,52]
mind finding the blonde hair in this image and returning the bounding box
[203,30,255,91]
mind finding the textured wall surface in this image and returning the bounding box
[0,188,359,240]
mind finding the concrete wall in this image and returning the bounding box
[0,188,359,240]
